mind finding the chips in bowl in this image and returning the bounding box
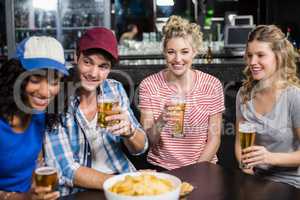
[103,172,181,200]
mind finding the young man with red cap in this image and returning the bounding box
[43,27,148,196]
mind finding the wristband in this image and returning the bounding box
[121,125,136,139]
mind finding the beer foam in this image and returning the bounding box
[35,166,57,175]
[170,96,185,104]
[239,122,256,133]
[101,99,118,104]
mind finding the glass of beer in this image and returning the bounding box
[34,166,58,190]
[97,93,120,128]
[168,95,186,138]
[239,121,256,169]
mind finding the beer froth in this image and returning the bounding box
[35,167,56,175]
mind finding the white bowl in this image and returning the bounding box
[103,172,181,200]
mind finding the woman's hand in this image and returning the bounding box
[30,186,60,200]
[163,102,182,123]
[242,145,274,167]
[146,100,182,133]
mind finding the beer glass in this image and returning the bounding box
[34,166,58,190]
[97,93,120,128]
[168,95,186,138]
[239,121,256,169]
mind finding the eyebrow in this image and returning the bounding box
[247,50,266,54]
[167,47,190,51]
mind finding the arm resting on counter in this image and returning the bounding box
[74,167,113,190]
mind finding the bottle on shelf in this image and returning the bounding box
[286,27,298,49]
[205,33,213,64]
[205,46,213,64]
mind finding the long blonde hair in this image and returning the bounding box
[162,15,203,54]
[241,25,300,103]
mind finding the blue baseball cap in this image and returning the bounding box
[16,36,69,75]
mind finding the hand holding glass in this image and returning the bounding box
[97,94,120,128]
[239,121,256,169]
[166,95,186,138]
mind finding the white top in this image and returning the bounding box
[79,109,115,174]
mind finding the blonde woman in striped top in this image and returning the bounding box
[139,15,225,170]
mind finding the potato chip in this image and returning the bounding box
[180,182,194,197]
[109,173,174,196]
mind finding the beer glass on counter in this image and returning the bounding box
[34,166,58,190]
[239,121,256,169]
[97,93,120,128]
[168,95,186,138]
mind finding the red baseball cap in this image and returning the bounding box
[78,27,118,61]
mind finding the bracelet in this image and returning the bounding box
[121,125,137,139]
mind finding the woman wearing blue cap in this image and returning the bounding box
[0,36,68,200]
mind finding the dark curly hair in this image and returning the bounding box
[0,58,65,128]
[0,59,27,122]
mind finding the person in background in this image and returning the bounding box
[43,27,148,196]
[139,15,225,171]
[0,36,69,199]
[119,24,139,44]
[235,25,300,188]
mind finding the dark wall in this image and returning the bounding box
[114,0,154,40]
[214,0,300,45]
[0,0,6,57]
[265,0,300,45]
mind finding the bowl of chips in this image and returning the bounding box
[103,172,181,200]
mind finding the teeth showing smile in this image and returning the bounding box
[172,64,184,69]
[85,79,97,83]
[251,67,262,74]
[32,96,49,106]
[83,75,99,83]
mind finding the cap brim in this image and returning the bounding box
[21,57,69,75]
[80,45,118,61]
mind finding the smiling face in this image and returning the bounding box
[164,37,197,77]
[77,52,111,92]
[25,72,61,111]
[246,40,278,82]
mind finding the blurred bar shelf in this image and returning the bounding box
[119,51,243,60]
[111,58,245,85]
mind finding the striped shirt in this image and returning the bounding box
[139,70,225,170]
[44,79,148,196]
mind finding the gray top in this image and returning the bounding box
[236,86,300,188]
